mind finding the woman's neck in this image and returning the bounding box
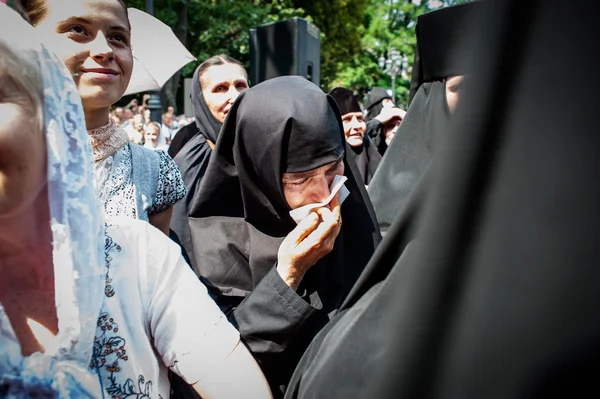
[84,106,111,130]
[0,188,54,289]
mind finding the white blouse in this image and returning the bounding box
[0,217,240,399]
[95,144,187,221]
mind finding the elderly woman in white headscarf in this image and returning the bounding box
[0,6,271,398]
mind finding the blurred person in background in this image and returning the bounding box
[161,111,175,143]
[363,87,407,155]
[125,112,145,144]
[329,87,382,186]
[113,105,125,125]
[144,121,169,151]
[121,106,133,128]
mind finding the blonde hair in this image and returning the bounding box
[0,40,44,132]
[146,121,161,132]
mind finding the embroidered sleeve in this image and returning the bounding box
[148,150,187,215]
[143,223,240,385]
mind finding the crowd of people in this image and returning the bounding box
[108,101,193,151]
[1,0,598,398]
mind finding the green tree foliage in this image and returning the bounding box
[334,0,473,106]
[125,0,303,77]
[288,0,369,90]
[123,0,471,110]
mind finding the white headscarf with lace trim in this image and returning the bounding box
[0,5,105,397]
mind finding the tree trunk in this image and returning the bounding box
[161,0,189,113]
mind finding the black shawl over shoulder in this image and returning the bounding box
[367,2,477,234]
[286,0,600,398]
[188,76,380,396]
[346,136,382,186]
[169,66,222,266]
[329,87,382,186]
[368,81,449,233]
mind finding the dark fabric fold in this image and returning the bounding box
[286,1,600,398]
[368,81,449,234]
[346,136,382,186]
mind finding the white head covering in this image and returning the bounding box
[0,5,105,397]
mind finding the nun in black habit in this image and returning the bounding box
[367,1,476,234]
[187,76,381,397]
[363,88,407,156]
[169,65,221,265]
[364,87,393,122]
[329,87,382,185]
[285,0,600,398]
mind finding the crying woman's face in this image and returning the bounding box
[282,160,345,210]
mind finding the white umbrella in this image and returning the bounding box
[124,8,196,96]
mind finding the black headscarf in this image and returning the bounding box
[169,65,223,265]
[188,75,380,306]
[367,2,477,234]
[286,0,600,398]
[369,106,404,156]
[329,87,382,185]
[364,87,392,122]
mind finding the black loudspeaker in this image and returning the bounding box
[250,17,321,86]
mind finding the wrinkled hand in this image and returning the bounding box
[277,193,342,290]
[375,107,406,124]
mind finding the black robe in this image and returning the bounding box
[366,0,479,235]
[286,1,600,398]
[346,135,382,186]
[188,76,380,397]
[368,81,450,234]
[167,122,198,160]
[169,65,222,266]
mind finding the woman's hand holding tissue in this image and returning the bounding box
[277,193,342,291]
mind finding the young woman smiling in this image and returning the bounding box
[20,0,186,235]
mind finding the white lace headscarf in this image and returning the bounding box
[0,5,105,397]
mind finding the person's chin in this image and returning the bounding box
[81,89,122,110]
[347,137,364,147]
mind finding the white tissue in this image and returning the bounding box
[289,175,350,224]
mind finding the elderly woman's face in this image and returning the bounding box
[201,63,249,124]
[341,112,366,147]
[0,73,46,218]
[282,160,345,210]
[36,0,133,111]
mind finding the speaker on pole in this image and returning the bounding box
[250,17,321,86]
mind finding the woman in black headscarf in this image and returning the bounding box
[188,76,381,397]
[328,87,382,185]
[169,55,249,264]
[364,87,393,122]
[367,2,474,234]
[363,88,406,155]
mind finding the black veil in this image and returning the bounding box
[169,65,223,266]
